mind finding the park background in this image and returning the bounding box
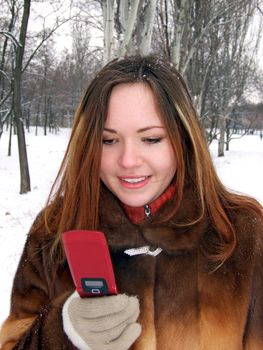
[1,0,263,329]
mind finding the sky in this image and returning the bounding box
[27,2,263,72]
[29,1,103,54]
[0,129,263,328]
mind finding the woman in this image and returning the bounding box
[1,55,263,350]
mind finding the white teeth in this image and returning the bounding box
[121,177,148,184]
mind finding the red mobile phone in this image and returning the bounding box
[62,230,118,297]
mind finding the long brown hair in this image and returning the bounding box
[34,55,262,263]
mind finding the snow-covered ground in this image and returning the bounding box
[0,128,71,326]
[0,129,262,327]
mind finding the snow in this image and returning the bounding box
[0,128,70,326]
[0,129,263,327]
[210,135,263,203]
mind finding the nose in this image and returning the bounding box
[118,142,143,169]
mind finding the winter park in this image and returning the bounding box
[1,0,263,348]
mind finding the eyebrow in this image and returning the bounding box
[103,126,164,133]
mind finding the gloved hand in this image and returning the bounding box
[62,291,141,350]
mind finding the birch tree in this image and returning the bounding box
[102,0,157,63]
[204,1,262,156]
[103,0,115,63]
[155,0,262,155]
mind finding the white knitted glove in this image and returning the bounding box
[62,291,141,350]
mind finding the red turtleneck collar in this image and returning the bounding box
[121,181,176,224]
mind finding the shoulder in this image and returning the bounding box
[231,205,263,258]
[21,210,56,267]
[232,205,263,235]
[28,206,58,241]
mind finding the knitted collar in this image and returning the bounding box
[121,181,176,224]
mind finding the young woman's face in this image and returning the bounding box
[100,83,177,207]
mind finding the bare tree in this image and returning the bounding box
[13,0,31,193]
[154,0,262,155]
[205,1,262,156]
[102,0,158,62]
[1,0,77,192]
[0,0,19,138]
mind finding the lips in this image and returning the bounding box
[121,176,149,184]
[118,176,151,189]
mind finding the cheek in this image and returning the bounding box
[169,152,177,173]
[154,146,177,177]
[150,158,177,180]
[100,152,108,176]
[100,150,115,175]
[163,157,177,178]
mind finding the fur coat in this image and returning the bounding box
[0,183,263,349]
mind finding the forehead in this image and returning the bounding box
[105,83,163,127]
[109,82,155,103]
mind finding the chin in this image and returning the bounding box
[120,196,150,208]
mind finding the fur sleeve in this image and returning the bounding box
[0,231,73,349]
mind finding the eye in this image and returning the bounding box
[102,138,118,145]
[143,137,163,144]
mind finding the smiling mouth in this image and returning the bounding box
[119,176,150,184]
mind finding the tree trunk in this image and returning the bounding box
[119,0,140,57]
[8,114,13,157]
[171,0,188,70]
[0,1,16,102]
[218,116,226,157]
[103,0,115,64]
[139,0,157,55]
[13,0,31,193]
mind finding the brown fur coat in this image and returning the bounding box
[1,183,263,349]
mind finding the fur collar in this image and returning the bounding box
[99,182,209,255]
